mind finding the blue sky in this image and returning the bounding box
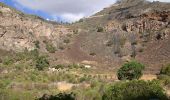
[0,0,170,23]
[0,0,116,22]
[0,0,60,21]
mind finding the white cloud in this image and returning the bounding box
[12,0,116,22]
[148,0,170,2]
[51,13,85,22]
[60,13,85,22]
[12,0,170,22]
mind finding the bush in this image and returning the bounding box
[63,39,70,44]
[89,52,96,56]
[73,30,78,34]
[30,49,39,59]
[117,61,145,80]
[39,92,75,100]
[0,79,11,89]
[79,19,84,22]
[158,64,170,86]
[36,56,49,70]
[45,43,56,53]
[34,40,40,49]
[160,64,170,76]
[15,49,39,61]
[53,64,65,69]
[68,64,84,69]
[3,57,14,65]
[97,27,104,32]
[0,89,34,100]
[158,75,170,86]
[59,46,65,50]
[102,80,168,100]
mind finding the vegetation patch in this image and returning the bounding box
[34,40,40,49]
[2,56,14,65]
[39,92,75,100]
[97,26,104,32]
[158,64,170,86]
[73,30,78,34]
[103,80,168,100]
[45,42,56,53]
[63,39,70,44]
[160,64,170,76]
[89,52,96,56]
[117,61,145,80]
[36,56,49,71]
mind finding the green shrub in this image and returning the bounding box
[45,43,56,53]
[79,19,84,22]
[117,61,145,80]
[120,37,126,47]
[54,64,65,69]
[121,24,127,31]
[97,27,104,32]
[102,80,168,100]
[84,89,101,100]
[160,64,170,76]
[0,79,11,89]
[157,75,170,86]
[158,64,170,86]
[15,49,39,61]
[34,40,40,49]
[39,92,75,100]
[30,49,39,59]
[79,77,87,83]
[0,10,3,16]
[68,64,84,69]
[73,30,78,34]
[89,52,96,56]
[15,63,24,70]
[138,48,144,52]
[36,56,49,70]
[0,89,34,100]
[63,39,70,44]
[59,46,65,50]
[3,57,14,65]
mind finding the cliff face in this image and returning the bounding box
[0,3,73,52]
[122,11,170,33]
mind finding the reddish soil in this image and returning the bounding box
[137,32,170,74]
[65,32,95,62]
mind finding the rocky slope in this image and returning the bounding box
[0,3,74,52]
[0,0,170,73]
[71,0,170,73]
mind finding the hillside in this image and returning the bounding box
[71,0,170,73]
[0,0,170,99]
[0,0,169,74]
[0,2,74,52]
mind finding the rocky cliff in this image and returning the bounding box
[0,3,74,52]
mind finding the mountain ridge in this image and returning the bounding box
[0,0,170,73]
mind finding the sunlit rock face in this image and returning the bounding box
[0,3,73,52]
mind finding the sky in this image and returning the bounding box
[0,0,170,23]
